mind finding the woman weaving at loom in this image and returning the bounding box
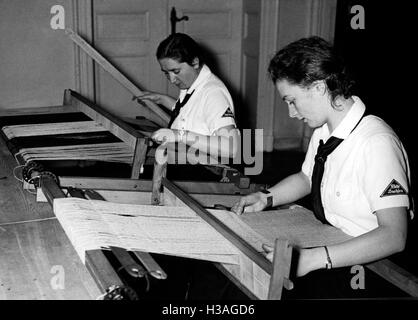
[133,33,243,299]
[134,33,239,159]
[232,36,413,298]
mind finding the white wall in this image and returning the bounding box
[255,0,337,151]
[0,0,75,109]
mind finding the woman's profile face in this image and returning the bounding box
[158,57,200,90]
[275,79,328,128]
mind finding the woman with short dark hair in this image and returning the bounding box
[156,32,204,68]
[267,36,354,106]
[232,36,413,298]
[135,33,239,159]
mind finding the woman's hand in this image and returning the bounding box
[231,192,269,215]
[133,91,175,109]
[262,244,325,278]
[151,128,180,144]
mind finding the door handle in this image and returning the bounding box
[170,7,189,34]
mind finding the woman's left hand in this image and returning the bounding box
[262,243,274,262]
[262,244,321,278]
[151,129,179,144]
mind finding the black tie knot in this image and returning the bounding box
[316,137,343,159]
[315,154,325,163]
[168,90,195,128]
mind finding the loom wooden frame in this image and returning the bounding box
[0,89,149,179]
[41,174,418,299]
[63,89,149,179]
[40,174,291,299]
[39,171,418,299]
[1,90,273,298]
[3,91,417,299]
[0,89,258,191]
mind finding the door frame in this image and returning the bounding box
[71,0,95,102]
[256,0,337,152]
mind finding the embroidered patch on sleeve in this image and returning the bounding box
[221,107,234,118]
[380,179,407,197]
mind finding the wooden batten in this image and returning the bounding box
[0,105,78,117]
[65,28,170,127]
[161,178,279,299]
[58,176,154,191]
[366,259,418,297]
[65,89,144,150]
[93,190,152,205]
[131,138,148,179]
[152,161,167,205]
[216,255,272,299]
[267,239,292,300]
[58,176,262,195]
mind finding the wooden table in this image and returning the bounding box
[0,137,100,300]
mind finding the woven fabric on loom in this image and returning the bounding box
[53,198,241,265]
[15,142,134,163]
[240,207,352,248]
[1,119,134,164]
[1,121,106,139]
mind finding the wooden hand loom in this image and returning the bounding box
[36,173,291,300]
[0,88,267,299]
[38,171,418,300]
[2,124,418,299]
[1,28,416,299]
[66,28,252,190]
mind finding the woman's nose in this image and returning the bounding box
[168,73,177,84]
[288,105,298,118]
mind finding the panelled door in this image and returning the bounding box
[166,0,243,100]
[92,0,168,123]
[91,0,243,124]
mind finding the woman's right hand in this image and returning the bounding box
[231,192,268,215]
[133,91,174,108]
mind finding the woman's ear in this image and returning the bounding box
[192,57,200,69]
[313,80,327,95]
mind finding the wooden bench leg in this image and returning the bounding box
[268,239,292,300]
[152,160,167,205]
[131,138,148,179]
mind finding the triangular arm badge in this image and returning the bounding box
[222,107,234,118]
[380,179,407,197]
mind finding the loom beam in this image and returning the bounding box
[65,28,170,127]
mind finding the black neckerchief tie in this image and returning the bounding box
[311,112,367,224]
[168,90,195,128]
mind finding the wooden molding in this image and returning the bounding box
[256,0,280,152]
[71,0,95,102]
[308,0,338,42]
[300,0,338,151]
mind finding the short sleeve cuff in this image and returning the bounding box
[210,118,236,135]
[370,195,411,213]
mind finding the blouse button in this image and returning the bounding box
[336,191,340,197]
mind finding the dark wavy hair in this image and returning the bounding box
[156,33,204,67]
[268,36,355,105]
